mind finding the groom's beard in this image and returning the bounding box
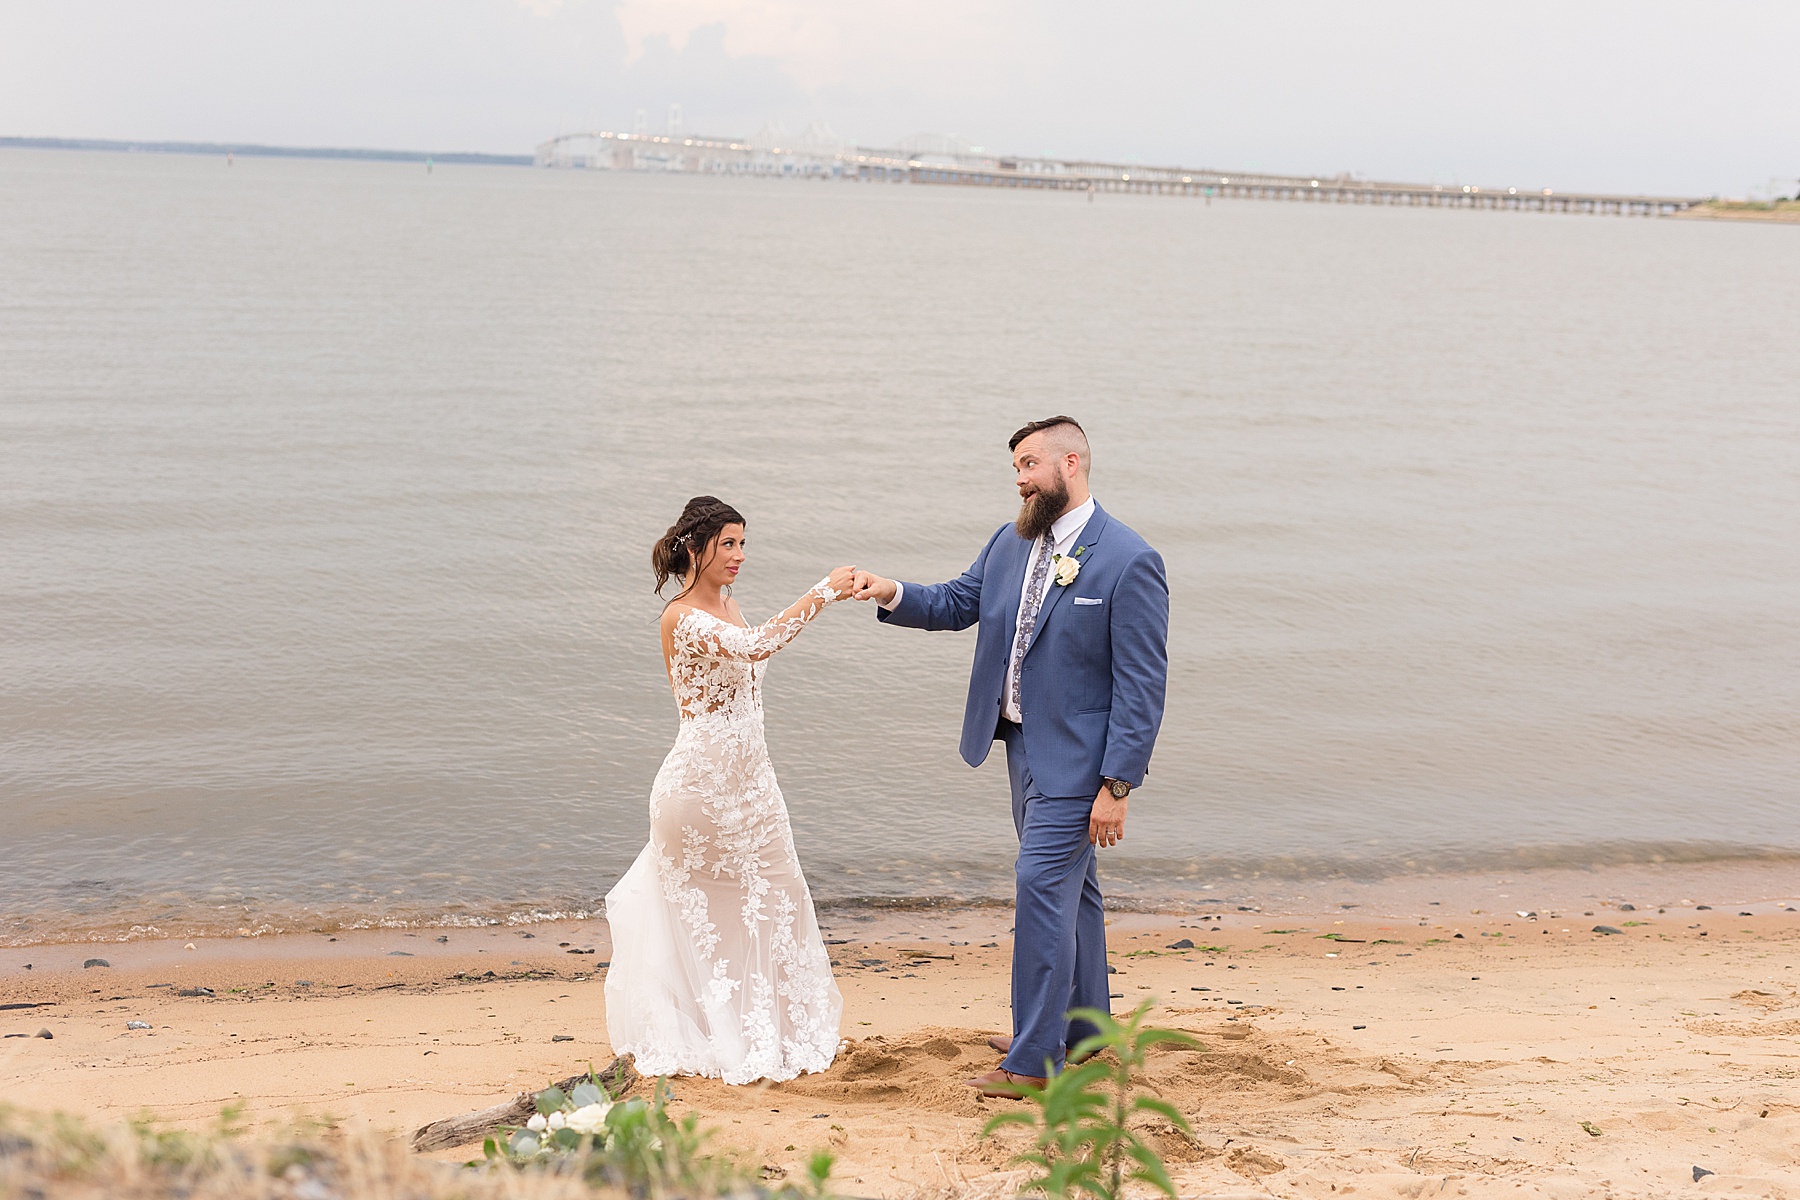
[1015,475,1069,540]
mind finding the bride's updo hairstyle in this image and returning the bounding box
[653,495,746,601]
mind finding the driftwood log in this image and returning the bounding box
[411,1054,640,1152]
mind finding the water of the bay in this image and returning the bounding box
[3,147,1796,945]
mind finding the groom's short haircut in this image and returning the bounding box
[1009,416,1090,475]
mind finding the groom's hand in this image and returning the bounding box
[850,571,897,604]
[1090,786,1127,848]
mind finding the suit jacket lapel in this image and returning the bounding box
[1001,528,1030,636]
[1024,504,1109,660]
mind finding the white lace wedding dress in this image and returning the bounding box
[604,580,845,1084]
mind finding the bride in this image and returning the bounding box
[604,495,856,1084]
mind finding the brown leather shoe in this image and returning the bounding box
[988,1034,1096,1066]
[966,1068,1045,1098]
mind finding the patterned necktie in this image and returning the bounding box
[1010,532,1056,716]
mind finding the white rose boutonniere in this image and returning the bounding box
[1052,552,1081,586]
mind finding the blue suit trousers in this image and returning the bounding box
[998,721,1110,1077]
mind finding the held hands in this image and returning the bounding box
[849,570,898,605]
[1089,785,1127,848]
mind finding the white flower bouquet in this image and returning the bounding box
[497,1080,615,1158]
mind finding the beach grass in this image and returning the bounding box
[0,1103,623,1199]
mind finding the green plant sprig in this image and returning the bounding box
[981,1001,1200,1200]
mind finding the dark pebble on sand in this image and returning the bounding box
[35,1029,52,1039]
[83,958,110,969]
[1352,1025,1366,1030]
[436,936,449,943]
[1694,1168,1715,1182]
[1107,965,1117,974]
[1109,993,1123,999]
[981,942,999,948]
[1453,933,1464,938]
[1167,939,1195,950]
[552,1034,574,1042]
[1593,925,1623,935]
[297,981,313,987]
[1618,903,1635,911]
[1740,912,1754,917]
[178,987,215,997]
[388,951,414,957]
[1696,905,1711,910]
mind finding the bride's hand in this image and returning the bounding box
[825,565,859,600]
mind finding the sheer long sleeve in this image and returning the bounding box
[673,578,844,663]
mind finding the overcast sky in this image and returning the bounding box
[2,1,1794,196]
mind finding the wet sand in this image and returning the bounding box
[4,866,1799,1198]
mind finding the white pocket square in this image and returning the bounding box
[1072,597,1103,605]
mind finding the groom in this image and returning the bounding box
[851,416,1169,1096]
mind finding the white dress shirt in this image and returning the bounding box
[882,495,1097,724]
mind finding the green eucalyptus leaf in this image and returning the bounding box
[570,1083,603,1108]
[534,1087,567,1115]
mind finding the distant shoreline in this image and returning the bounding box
[1679,199,1800,223]
[0,135,530,167]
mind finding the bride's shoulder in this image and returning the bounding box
[662,602,708,628]
[662,603,725,641]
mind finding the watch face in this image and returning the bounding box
[1109,780,1130,798]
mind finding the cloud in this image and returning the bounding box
[612,1,1033,93]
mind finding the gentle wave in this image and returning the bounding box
[6,842,1794,948]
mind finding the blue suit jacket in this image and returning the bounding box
[878,504,1169,799]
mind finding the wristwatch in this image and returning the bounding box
[1103,777,1131,800]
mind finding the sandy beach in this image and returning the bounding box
[4,865,1798,1198]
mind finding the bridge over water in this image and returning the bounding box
[535,130,1704,218]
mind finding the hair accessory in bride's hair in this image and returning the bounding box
[653,495,745,599]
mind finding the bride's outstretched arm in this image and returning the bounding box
[675,567,857,662]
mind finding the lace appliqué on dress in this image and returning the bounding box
[604,579,845,1084]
